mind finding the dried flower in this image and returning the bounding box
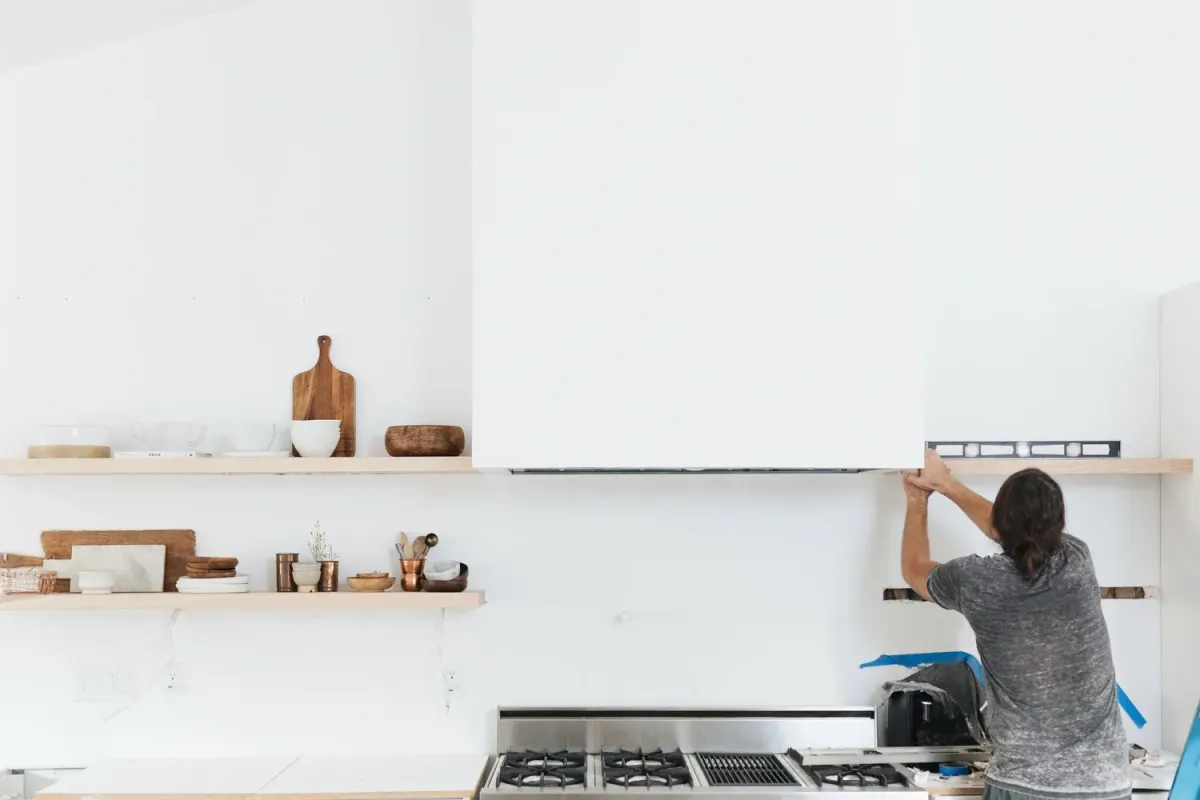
[308,520,337,562]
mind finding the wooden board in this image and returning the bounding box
[41,530,196,593]
[0,552,43,568]
[0,456,474,475]
[292,335,356,457]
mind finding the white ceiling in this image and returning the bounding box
[0,0,262,74]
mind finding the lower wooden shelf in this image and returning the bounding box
[0,590,485,611]
[942,458,1191,476]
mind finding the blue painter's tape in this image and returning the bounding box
[860,651,1146,729]
[1116,685,1147,729]
[859,650,985,685]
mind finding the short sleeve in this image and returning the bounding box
[926,556,979,612]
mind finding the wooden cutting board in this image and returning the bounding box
[41,530,196,593]
[293,334,356,457]
[0,552,44,568]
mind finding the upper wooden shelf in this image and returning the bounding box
[0,456,476,476]
[943,458,1192,476]
[0,590,485,611]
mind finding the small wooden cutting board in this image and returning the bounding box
[293,335,356,457]
[41,530,196,593]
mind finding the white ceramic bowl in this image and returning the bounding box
[424,560,461,581]
[31,425,109,446]
[230,423,277,452]
[78,570,114,595]
[290,420,341,457]
[291,563,323,586]
[131,421,206,450]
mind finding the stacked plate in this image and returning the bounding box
[176,575,249,594]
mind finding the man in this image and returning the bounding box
[902,451,1130,800]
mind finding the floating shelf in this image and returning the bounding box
[0,456,476,476]
[0,590,485,611]
[943,458,1191,476]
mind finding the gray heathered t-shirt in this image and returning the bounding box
[926,534,1131,799]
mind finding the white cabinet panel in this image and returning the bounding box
[474,1,923,469]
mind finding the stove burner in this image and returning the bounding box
[603,750,691,788]
[499,751,587,788]
[604,767,691,788]
[807,765,906,788]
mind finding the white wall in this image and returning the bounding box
[0,0,1196,767]
[1159,284,1200,752]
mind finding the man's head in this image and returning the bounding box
[992,468,1066,578]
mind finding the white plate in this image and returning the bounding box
[224,451,292,458]
[177,583,250,594]
[177,575,248,588]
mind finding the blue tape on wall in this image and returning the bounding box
[860,651,1146,729]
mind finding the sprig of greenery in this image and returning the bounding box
[308,520,337,561]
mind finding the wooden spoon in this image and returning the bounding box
[399,532,411,559]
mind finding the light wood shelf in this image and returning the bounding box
[0,590,485,611]
[943,457,1192,476]
[0,456,476,476]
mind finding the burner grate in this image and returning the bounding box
[695,753,797,786]
[806,765,906,788]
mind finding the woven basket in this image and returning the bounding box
[0,567,58,594]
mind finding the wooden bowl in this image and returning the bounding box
[347,576,396,592]
[385,425,465,457]
[422,563,469,593]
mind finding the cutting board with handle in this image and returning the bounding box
[41,530,196,593]
[293,334,356,457]
[1,552,44,569]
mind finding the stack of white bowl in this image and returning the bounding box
[176,575,249,594]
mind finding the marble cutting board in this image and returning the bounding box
[44,545,167,593]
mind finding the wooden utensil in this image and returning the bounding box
[41,530,195,593]
[385,426,465,457]
[413,538,428,559]
[399,532,411,559]
[292,335,356,457]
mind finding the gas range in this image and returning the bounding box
[480,709,948,800]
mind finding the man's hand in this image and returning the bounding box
[902,471,932,504]
[912,448,955,494]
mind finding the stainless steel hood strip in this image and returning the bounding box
[497,709,879,754]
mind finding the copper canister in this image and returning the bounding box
[399,558,425,592]
[275,553,299,592]
[318,560,339,592]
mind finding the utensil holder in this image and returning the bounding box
[275,553,298,592]
[398,558,425,592]
[318,560,339,592]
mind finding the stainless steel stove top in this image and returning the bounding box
[479,709,941,799]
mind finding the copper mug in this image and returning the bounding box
[399,558,425,592]
[318,560,339,592]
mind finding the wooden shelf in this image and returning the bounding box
[0,456,476,476]
[0,590,485,611]
[943,458,1192,476]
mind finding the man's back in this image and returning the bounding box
[927,535,1130,798]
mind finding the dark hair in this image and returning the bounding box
[992,468,1066,578]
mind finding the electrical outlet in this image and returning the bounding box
[167,663,187,692]
[442,667,460,693]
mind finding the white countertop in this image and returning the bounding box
[35,754,489,800]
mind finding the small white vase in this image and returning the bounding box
[78,570,114,595]
[292,562,322,592]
